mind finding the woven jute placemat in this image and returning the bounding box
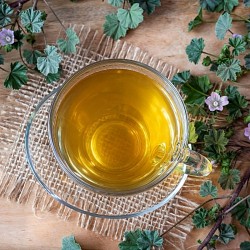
[0,25,204,249]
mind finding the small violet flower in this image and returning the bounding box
[205,92,229,112]
[244,123,250,140]
[232,33,243,39]
[0,28,14,46]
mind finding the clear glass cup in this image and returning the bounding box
[48,59,212,196]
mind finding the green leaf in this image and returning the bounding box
[137,230,163,249]
[186,38,205,64]
[23,49,43,65]
[208,203,221,222]
[189,121,198,143]
[231,197,250,228]
[4,62,28,90]
[244,54,250,69]
[240,241,250,250]
[192,207,209,228]
[0,2,13,27]
[37,45,62,76]
[216,58,241,81]
[108,0,123,7]
[62,235,81,250]
[172,70,190,85]
[223,0,239,13]
[25,33,36,45]
[199,0,221,12]
[229,37,246,56]
[202,56,212,66]
[199,180,218,198]
[20,7,44,33]
[57,28,80,54]
[218,224,236,244]
[218,169,240,190]
[187,104,207,116]
[117,3,143,29]
[188,7,203,31]
[119,229,142,249]
[12,30,24,50]
[204,128,228,154]
[0,53,4,64]
[181,75,212,105]
[244,111,250,123]
[103,13,128,40]
[215,12,232,40]
[133,0,161,15]
[224,86,249,120]
[244,0,250,7]
[46,67,62,83]
[195,121,208,141]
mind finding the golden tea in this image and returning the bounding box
[54,68,180,192]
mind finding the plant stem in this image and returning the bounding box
[231,13,250,23]
[185,83,209,97]
[43,0,67,32]
[224,194,250,215]
[9,0,30,8]
[0,66,9,73]
[160,195,231,237]
[202,51,218,58]
[33,0,39,9]
[197,167,250,250]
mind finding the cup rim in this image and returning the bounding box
[48,59,189,196]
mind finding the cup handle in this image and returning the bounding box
[181,148,212,176]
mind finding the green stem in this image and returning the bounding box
[160,195,231,237]
[185,82,209,97]
[0,66,9,73]
[224,194,250,214]
[231,13,250,23]
[202,51,218,58]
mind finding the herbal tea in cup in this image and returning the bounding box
[48,59,212,195]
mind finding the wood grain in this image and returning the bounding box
[0,0,249,249]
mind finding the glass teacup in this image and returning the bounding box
[48,59,212,196]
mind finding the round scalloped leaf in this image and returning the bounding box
[117,3,144,29]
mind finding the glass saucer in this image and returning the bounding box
[25,88,188,219]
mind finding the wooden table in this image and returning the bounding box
[0,1,249,249]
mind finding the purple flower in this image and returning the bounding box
[232,33,243,39]
[0,28,14,46]
[205,92,229,112]
[244,123,250,140]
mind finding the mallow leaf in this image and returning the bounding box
[241,241,250,250]
[218,169,240,190]
[189,121,198,143]
[200,180,218,198]
[188,7,203,31]
[223,0,239,13]
[172,70,191,85]
[199,0,221,12]
[215,12,232,40]
[4,62,28,90]
[119,229,142,249]
[137,230,163,249]
[192,207,209,228]
[133,0,161,15]
[62,235,81,250]
[229,37,246,56]
[244,54,250,69]
[0,2,13,27]
[216,59,241,81]
[20,7,44,33]
[117,3,143,29]
[23,49,43,64]
[218,224,236,244]
[37,45,62,76]
[186,38,205,64]
[103,13,128,40]
[108,0,123,7]
[57,28,80,54]
[243,0,250,7]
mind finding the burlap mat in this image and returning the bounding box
[0,25,204,249]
